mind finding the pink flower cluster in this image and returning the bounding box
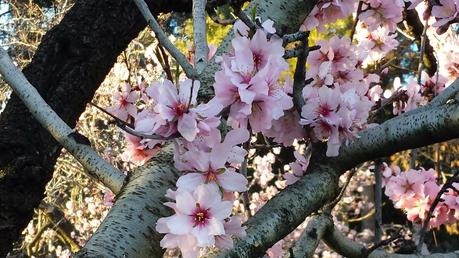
[156,184,246,257]
[381,163,459,229]
[431,0,459,30]
[213,21,294,134]
[300,36,377,156]
[393,72,447,115]
[135,79,221,142]
[354,25,399,66]
[107,83,138,121]
[157,128,250,256]
[359,0,404,32]
[301,0,355,32]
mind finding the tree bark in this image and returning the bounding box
[0,0,191,255]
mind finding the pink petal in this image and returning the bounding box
[166,214,193,234]
[176,173,206,192]
[178,113,198,141]
[217,170,248,192]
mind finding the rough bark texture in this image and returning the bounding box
[0,0,191,255]
[76,145,179,258]
[218,166,338,257]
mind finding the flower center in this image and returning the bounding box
[205,170,218,183]
[175,102,187,117]
[191,204,211,227]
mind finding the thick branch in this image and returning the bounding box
[0,48,125,193]
[193,0,209,73]
[217,166,339,257]
[336,96,459,171]
[323,225,459,258]
[76,145,179,258]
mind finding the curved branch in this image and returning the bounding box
[217,166,339,257]
[291,214,333,258]
[335,97,459,171]
[323,225,459,258]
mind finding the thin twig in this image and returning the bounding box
[350,0,363,41]
[133,0,197,79]
[411,19,429,169]
[292,37,309,114]
[374,160,383,244]
[284,45,319,59]
[207,7,235,25]
[89,102,177,141]
[417,170,459,253]
[325,169,357,212]
[240,152,251,218]
[363,229,403,257]
[193,0,209,73]
[232,5,258,32]
[156,43,174,82]
[282,31,309,46]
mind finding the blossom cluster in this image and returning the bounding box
[392,72,447,115]
[300,36,377,156]
[213,20,296,136]
[381,163,459,229]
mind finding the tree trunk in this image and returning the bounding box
[0,0,190,255]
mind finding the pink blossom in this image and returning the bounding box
[263,111,307,146]
[284,150,311,185]
[393,79,425,115]
[356,26,398,65]
[157,184,232,247]
[214,23,292,131]
[266,239,284,258]
[359,0,404,32]
[432,0,459,27]
[215,216,247,249]
[301,0,355,32]
[175,128,250,192]
[153,79,200,141]
[120,133,159,165]
[107,83,138,121]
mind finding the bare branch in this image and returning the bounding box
[323,225,459,258]
[292,36,308,114]
[193,0,209,73]
[374,160,383,244]
[133,0,197,79]
[291,214,333,258]
[282,31,309,46]
[0,48,125,194]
